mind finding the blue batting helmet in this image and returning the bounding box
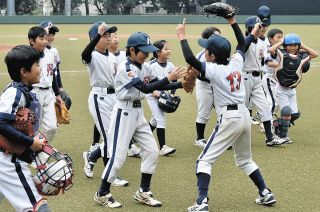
[283,34,301,46]
[245,16,257,28]
[257,5,271,26]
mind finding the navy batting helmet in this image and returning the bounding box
[245,16,257,28]
[198,34,231,64]
[158,92,181,113]
[283,34,301,46]
[257,5,271,26]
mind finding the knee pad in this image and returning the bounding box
[291,112,300,125]
[280,106,292,117]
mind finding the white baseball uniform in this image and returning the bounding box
[0,83,44,212]
[102,59,159,183]
[32,48,58,143]
[146,59,175,128]
[85,50,118,158]
[196,52,259,176]
[243,38,272,122]
[195,50,215,124]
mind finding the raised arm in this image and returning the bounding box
[228,17,245,55]
[300,43,319,59]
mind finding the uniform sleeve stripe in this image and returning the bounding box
[124,77,141,89]
[0,112,15,121]
[11,89,22,114]
[197,50,205,60]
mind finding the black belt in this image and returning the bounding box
[198,77,210,83]
[39,87,50,90]
[227,104,238,111]
[107,87,115,94]
[133,100,141,108]
[247,71,261,77]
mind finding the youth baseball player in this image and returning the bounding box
[243,15,279,146]
[81,21,128,187]
[94,32,186,208]
[29,26,61,143]
[177,13,276,211]
[147,40,177,156]
[268,33,318,143]
[0,45,48,212]
[194,27,221,147]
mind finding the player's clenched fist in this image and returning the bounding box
[31,134,46,152]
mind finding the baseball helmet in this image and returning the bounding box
[198,34,231,64]
[33,143,74,196]
[158,91,181,113]
[88,21,117,40]
[257,5,271,26]
[283,34,301,46]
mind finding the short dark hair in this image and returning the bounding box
[201,27,221,39]
[152,40,167,59]
[126,46,141,57]
[267,28,283,38]
[28,26,47,43]
[5,45,40,82]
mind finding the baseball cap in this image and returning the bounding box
[245,16,258,28]
[126,32,159,52]
[198,34,231,63]
[39,21,59,33]
[257,5,271,26]
[88,21,117,40]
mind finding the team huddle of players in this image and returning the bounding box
[0,3,318,212]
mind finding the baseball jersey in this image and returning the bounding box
[115,59,156,101]
[33,48,55,88]
[202,52,245,107]
[86,50,117,88]
[111,50,126,66]
[243,38,268,72]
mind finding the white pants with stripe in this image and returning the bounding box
[32,87,58,143]
[262,74,278,114]
[102,101,159,183]
[196,104,259,176]
[146,97,166,128]
[88,88,117,158]
[275,84,298,113]
[195,79,215,124]
[243,72,272,122]
[0,152,44,212]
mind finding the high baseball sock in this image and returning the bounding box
[196,122,206,140]
[103,157,109,167]
[249,109,252,117]
[249,169,266,193]
[197,172,210,204]
[157,128,166,149]
[149,122,156,132]
[140,173,152,192]
[92,124,101,146]
[263,121,273,140]
[99,178,111,196]
[89,147,101,163]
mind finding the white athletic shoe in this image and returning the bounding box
[266,136,281,147]
[252,112,262,125]
[278,136,293,144]
[112,177,129,187]
[89,143,100,153]
[94,192,122,208]
[83,151,94,178]
[194,139,206,147]
[159,145,176,156]
[128,144,140,157]
[255,188,276,206]
[187,197,209,212]
[134,188,162,207]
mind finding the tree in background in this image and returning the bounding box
[0,0,37,15]
[50,0,83,15]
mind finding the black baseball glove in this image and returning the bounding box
[203,2,238,19]
[60,90,72,110]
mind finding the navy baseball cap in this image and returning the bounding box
[245,16,257,28]
[126,32,158,52]
[198,34,231,63]
[257,5,271,26]
[39,21,59,33]
[88,21,117,40]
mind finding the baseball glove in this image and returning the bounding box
[60,90,72,110]
[0,108,35,155]
[203,2,238,19]
[55,102,71,125]
[182,66,199,93]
